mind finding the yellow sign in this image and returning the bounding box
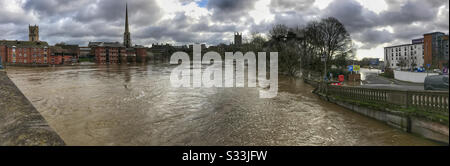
[353,65,360,71]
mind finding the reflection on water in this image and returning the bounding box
[6,64,439,146]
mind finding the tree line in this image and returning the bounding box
[242,17,355,77]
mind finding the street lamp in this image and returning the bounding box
[321,53,328,94]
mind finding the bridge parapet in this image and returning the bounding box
[304,78,449,116]
[323,84,449,116]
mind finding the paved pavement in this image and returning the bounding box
[357,68,425,91]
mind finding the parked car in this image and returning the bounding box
[433,69,442,74]
[424,75,449,91]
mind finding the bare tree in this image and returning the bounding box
[269,24,289,41]
[319,17,353,68]
[398,58,408,70]
[259,17,354,77]
[303,17,353,72]
[410,59,417,71]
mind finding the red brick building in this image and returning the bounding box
[88,42,124,64]
[0,40,51,65]
[87,42,147,64]
[50,44,80,65]
[135,46,148,63]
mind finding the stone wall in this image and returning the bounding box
[0,71,65,146]
[319,93,449,144]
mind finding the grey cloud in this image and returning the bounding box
[380,0,437,25]
[1,0,449,50]
[353,29,394,49]
[24,0,92,16]
[134,11,238,45]
[321,0,448,49]
[74,0,162,26]
[270,0,315,12]
[0,1,35,25]
[207,0,258,22]
[322,0,379,33]
[189,22,238,33]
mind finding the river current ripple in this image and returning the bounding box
[6,64,438,146]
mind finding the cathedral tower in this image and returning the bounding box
[234,32,242,46]
[29,25,39,42]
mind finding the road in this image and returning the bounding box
[359,68,425,91]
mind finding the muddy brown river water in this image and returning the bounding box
[6,64,439,146]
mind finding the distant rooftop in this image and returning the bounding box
[423,32,446,36]
[0,40,49,48]
[88,42,125,48]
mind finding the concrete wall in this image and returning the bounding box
[0,71,65,146]
[394,70,438,83]
[321,94,449,144]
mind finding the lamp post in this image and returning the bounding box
[321,53,328,94]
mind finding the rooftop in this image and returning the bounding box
[0,40,49,48]
[88,42,125,48]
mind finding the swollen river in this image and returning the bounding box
[6,64,438,145]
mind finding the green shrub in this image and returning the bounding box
[380,68,394,78]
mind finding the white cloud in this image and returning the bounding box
[249,0,274,24]
[314,0,333,9]
[355,0,388,13]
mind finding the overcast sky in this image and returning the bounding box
[0,0,448,59]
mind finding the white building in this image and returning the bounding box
[384,39,424,70]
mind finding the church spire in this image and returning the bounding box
[125,3,129,33]
[124,2,132,48]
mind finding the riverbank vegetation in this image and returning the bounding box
[244,17,356,77]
